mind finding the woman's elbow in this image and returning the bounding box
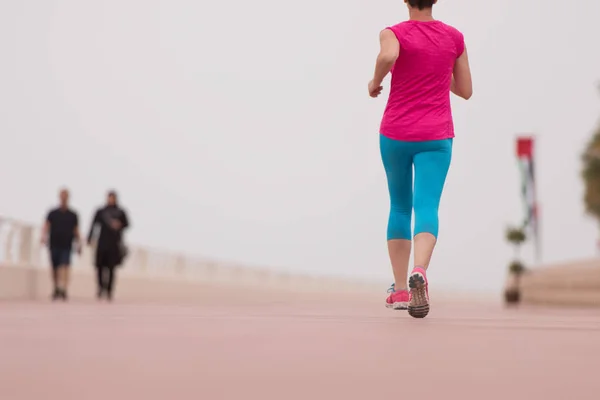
[378,51,398,65]
[459,85,473,100]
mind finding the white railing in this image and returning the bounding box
[0,216,379,293]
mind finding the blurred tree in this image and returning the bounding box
[582,99,600,222]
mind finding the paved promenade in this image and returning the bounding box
[1,292,600,400]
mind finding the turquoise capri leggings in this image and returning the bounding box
[380,134,453,241]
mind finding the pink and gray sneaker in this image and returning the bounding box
[408,267,430,318]
[385,283,409,310]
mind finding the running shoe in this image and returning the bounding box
[408,267,430,318]
[385,283,409,310]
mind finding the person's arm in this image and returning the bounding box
[87,210,100,245]
[120,210,129,231]
[73,213,82,253]
[369,29,400,96]
[451,47,472,100]
[41,212,51,245]
[373,29,400,85]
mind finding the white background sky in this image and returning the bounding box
[1,0,600,293]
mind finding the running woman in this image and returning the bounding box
[368,0,472,318]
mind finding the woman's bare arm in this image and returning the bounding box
[451,47,472,100]
[371,29,400,87]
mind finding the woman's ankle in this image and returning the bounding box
[412,266,427,274]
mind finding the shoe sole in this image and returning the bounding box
[386,302,408,310]
[408,273,429,319]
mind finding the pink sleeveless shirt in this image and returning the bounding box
[380,20,465,142]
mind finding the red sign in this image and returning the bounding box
[516,136,534,158]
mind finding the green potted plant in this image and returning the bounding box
[504,227,527,305]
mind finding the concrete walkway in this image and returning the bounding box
[1,294,600,400]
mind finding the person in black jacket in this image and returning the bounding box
[87,190,129,301]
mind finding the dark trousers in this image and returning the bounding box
[95,246,120,297]
[96,265,116,295]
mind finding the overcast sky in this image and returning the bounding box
[1,0,599,293]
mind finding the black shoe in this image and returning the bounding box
[51,289,60,301]
[61,290,68,301]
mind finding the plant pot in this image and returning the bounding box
[504,272,521,305]
[504,288,520,304]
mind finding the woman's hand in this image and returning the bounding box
[110,219,123,231]
[368,80,383,98]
